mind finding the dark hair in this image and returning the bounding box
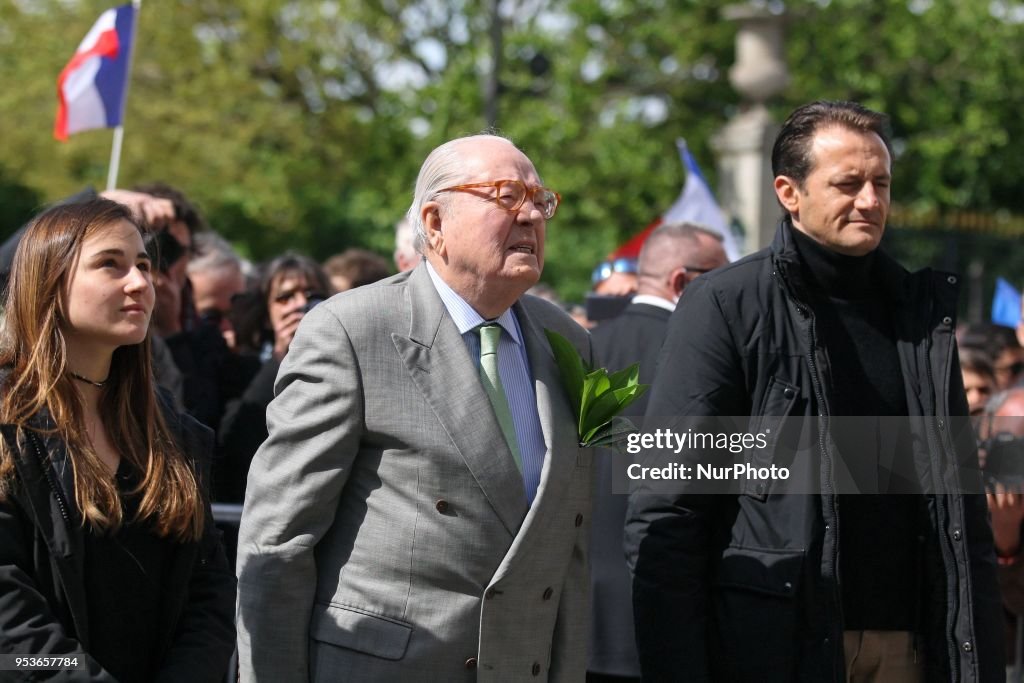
[232,252,333,352]
[259,252,331,308]
[960,322,1021,359]
[131,182,208,234]
[771,101,892,187]
[960,347,996,384]
[323,248,392,292]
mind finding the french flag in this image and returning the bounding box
[54,4,136,141]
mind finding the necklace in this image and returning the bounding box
[68,371,108,388]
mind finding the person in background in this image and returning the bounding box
[0,198,235,681]
[214,253,331,503]
[131,183,258,431]
[587,222,727,683]
[979,389,1024,675]
[323,247,391,294]
[130,182,207,340]
[187,232,248,350]
[393,217,421,272]
[585,258,638,325]
[591,257,638,297]
[960,322,1024,391]
[961,348,998,419]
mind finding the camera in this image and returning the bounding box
[302,295,326,314]
[145,229,186,273]
[981,432,1024,486]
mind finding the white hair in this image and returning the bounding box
[405,133,515,255]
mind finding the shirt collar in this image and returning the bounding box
[630,294,676,312]
[425,261,523,345]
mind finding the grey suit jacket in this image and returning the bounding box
[236,264,594,682]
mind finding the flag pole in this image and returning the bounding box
[105,0,141,191]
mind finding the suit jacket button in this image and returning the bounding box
[435,499,449,513]
[485,587,496,599]
[465,657,477,670]
[532,662,541,676]
[542,587,553,600]
[574,513,584,527]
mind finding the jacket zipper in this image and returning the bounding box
[775,264,845,677]
[28,431,71,524]
[922,321,962,682]
[803,307,846,678]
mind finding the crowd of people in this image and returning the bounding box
[0,99,1022,682]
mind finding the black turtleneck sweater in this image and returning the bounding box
[790,226,923,632]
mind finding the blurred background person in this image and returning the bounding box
[323,247,391,294]
[591,257,638,297]
[393,217,420,272]
[131,182,207,340]
[187,232,248,350]
[0,198,235,681]
[585,257,639,325]
[979,389,1024,678]
[961,347,998,418]
[131,182,256,432]
[215,253,331,504]
[961,322,1024,391]
[587,222,726,683]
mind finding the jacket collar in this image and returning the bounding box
[770,216,913,306]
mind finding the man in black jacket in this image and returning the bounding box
[589,222,727,682]
[625,100,1003,681]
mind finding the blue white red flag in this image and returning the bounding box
[662,139,741,261]
[54,4,136,141]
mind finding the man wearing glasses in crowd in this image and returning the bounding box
[237,134,594,681]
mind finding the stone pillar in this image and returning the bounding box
[711,3,789,254]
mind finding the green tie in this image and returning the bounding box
[478,324,523,473]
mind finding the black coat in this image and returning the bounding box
[589,302,672,677]
[624,220,1004,682]
[0,404,236,682]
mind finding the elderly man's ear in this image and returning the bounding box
[422,202,444,254]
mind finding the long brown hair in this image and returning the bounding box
[0,198,203,541]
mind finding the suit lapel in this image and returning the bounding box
[516,298,579,507]
[488,299,582,582]
[392,265,529,536]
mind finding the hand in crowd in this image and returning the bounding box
[987,482,1024,558]
[98,189,176,229]
[272,307,305,361]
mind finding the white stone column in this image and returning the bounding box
[712,4,789,254]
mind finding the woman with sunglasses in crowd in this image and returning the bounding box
[0,198,235,681]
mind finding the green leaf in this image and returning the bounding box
[544,328,648,447]
[606,362,640,390]
[580,369,611,433]
[545,329,587,420]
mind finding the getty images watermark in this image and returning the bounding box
[614,416,991,495]
[624,428,790,482]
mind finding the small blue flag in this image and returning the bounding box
[992,277,1021,327]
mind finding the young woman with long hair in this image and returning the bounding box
[0,198,236,681]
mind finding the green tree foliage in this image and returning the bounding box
[1,0,1023,304]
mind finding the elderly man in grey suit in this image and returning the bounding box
[236,134,593,682]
